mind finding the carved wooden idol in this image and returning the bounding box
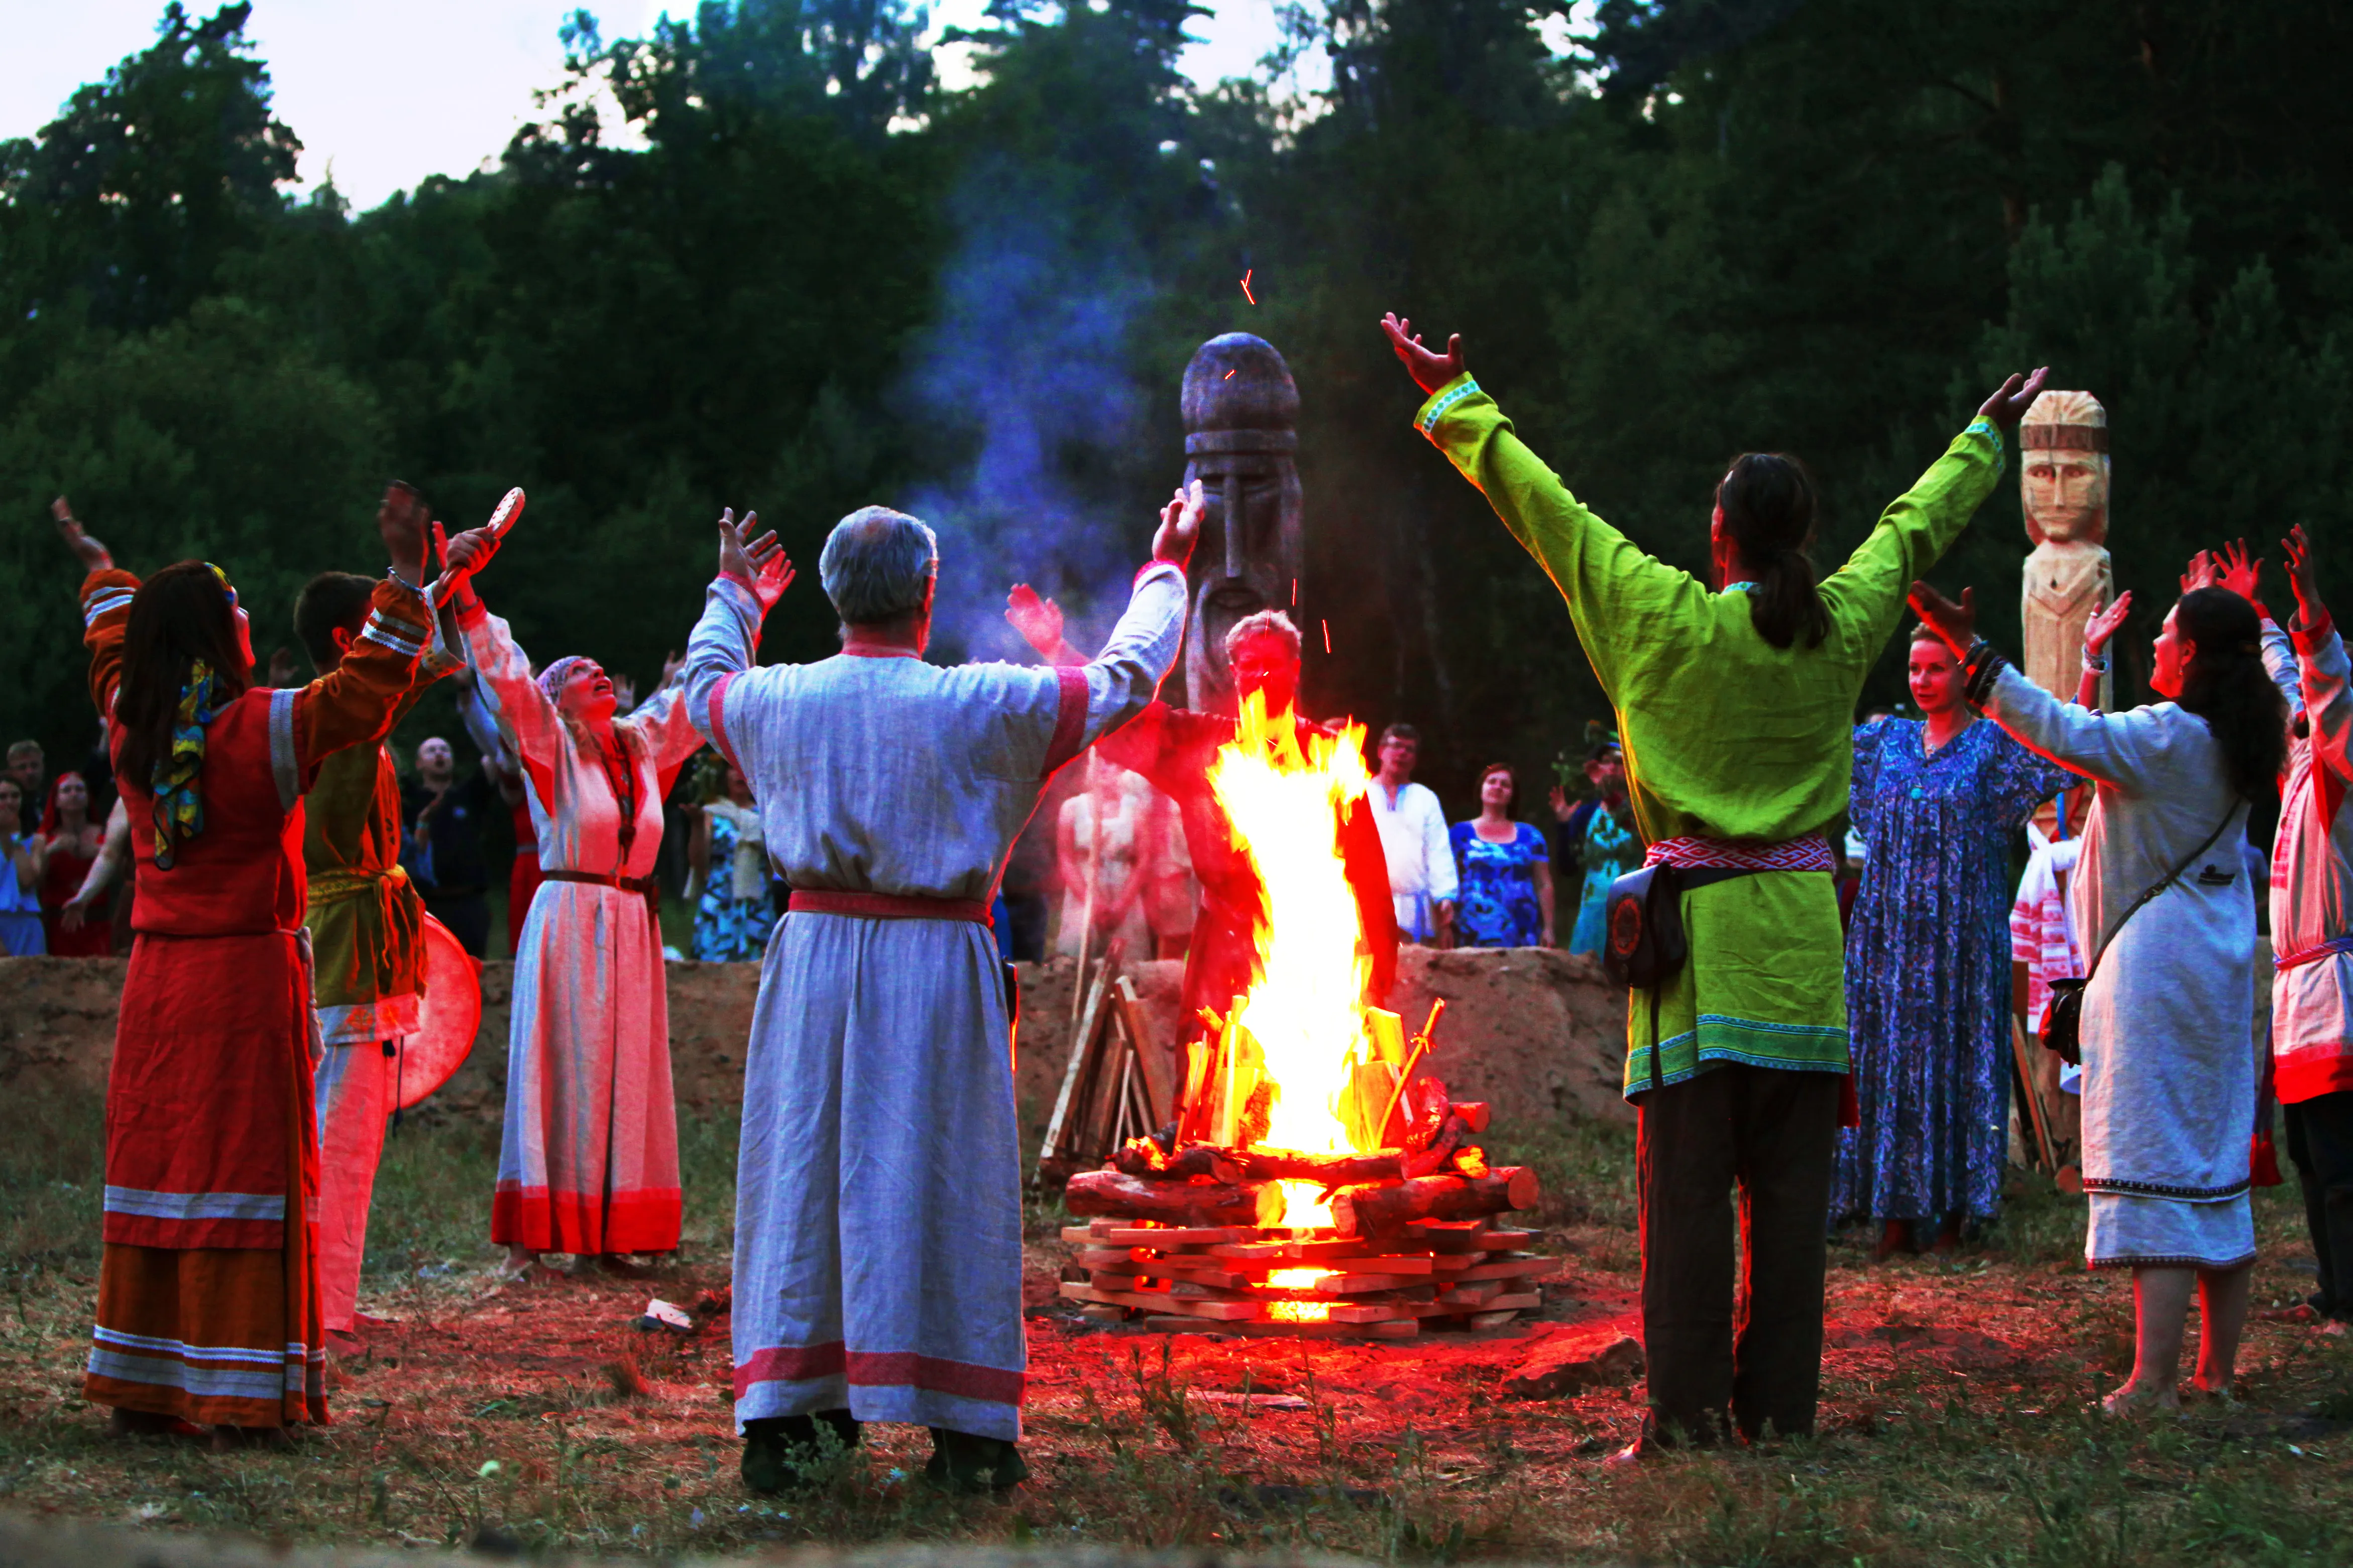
[2019,390,2112,706]
[1179,334,1304,715]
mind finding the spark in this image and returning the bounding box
[1224,369,1237,380]
[1240,269,1256,305]
[1290,578,1298,606]
[1321,619,1331,653]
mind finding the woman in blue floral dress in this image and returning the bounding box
[1836,629,2074,1255]
[690,760,772,962]
[1449,764,1553,947]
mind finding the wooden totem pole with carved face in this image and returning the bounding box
[2019,389,2113,707]
[1179,333,1304,716]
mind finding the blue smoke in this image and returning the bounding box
[900,162,1162,664]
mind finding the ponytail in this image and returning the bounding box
[1718,453,1830,651]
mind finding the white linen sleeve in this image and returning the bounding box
[1066,562,1187,755]
[1978,663,2169,794]
[1422,790,1459,903]
[2301,626,2353,785]
[2261,622,2305,720]
[683,575,763,767]
[454,600,563,770]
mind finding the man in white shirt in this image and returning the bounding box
[1368,723,1457,945]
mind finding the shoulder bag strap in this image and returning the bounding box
[2079,801,2242,987]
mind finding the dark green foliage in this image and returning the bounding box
[4,0,2351,811]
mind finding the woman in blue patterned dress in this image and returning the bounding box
[1449,764,1553,947]
[690,760,772,962]
[1836,627,2074,1255]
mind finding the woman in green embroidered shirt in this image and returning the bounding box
[1383,312,2046,1454]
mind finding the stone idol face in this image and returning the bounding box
[2020,388,2109,548]
[1180,332,1303,716]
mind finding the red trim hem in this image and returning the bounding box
[734,1342,1025,1405]
[103,1216,283,1250]
[491,1184,682,1254]
[2277,1056,2353,1105]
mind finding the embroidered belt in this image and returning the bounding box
[788,889,993,925]
[308,865,408,902]
[1644,832,1836,874]
[543,869,659,896]
[2276,933,2353,973]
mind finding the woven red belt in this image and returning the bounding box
[789,889,993,925]
[543,868,659,896]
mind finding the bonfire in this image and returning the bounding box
[1056,695,1552,1338]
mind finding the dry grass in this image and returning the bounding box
[1,1087,2348,1563]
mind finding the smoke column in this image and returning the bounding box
[900,160,1160,663]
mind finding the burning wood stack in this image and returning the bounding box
[1053,999,1557,1338]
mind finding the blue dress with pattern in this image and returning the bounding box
[1449,820,1547,948]
[1833,716,2072,1226]
[693,810,773,963]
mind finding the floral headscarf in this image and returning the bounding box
[536,655,589,711]
[149,564,238,871]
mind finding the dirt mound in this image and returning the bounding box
[1,946,1630,1140]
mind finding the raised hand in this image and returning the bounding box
[659,649,687,689]
[2083,589,2134,657]
[1380,313,1468,397]
[2214,538,2264,609]
[2179,549,2219,595]
[377,481,431,585]
[1548,783,1572,822]
[433,522,501,595]
[1005,584,1064,657]
[611,674,638,713]
[1977,368,2052,428]
[52,497,113,572]
[1152,479,1205,568]
[2284,524,2327,630]
[1907,581,1978,657]
[716,507,793,611]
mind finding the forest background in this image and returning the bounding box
[3,0,2349,811]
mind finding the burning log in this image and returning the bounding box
[1064,1168,1285,1228]
[1227,1147,1407,1186]
[1450,1102,1491,1132]
[1329,1167,1540,1238]
[1108,1140,1242,1184]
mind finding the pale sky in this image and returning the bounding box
[0,0,1302,210]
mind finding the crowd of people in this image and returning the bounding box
[13,308,2347,1481]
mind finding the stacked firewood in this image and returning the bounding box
[1054,1096,1554,1338]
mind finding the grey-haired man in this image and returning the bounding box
[683,489,1199,1493]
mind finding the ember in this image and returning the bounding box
[1054,691,1555,1338]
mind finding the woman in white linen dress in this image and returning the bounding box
[438,541,708,1276]
[1913,576,2285,1413]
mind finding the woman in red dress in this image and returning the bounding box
[53,491,434,1447]
[39,772,113,956]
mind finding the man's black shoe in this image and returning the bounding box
[741,1409,862,1494]
[924,1426,1029,1493]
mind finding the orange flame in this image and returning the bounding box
[1204,693,1387,1227]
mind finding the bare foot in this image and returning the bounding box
[496,1249,543,1283]
[2099,1384,2180,1419]
[2188,1379,2237,1405]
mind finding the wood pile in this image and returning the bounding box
[1055,1213,1556,1339]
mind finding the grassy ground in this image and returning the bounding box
[3,1084,2349,1564]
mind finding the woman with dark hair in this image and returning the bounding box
[1837,628,2072,1257]
[1383,311,2045,1454]
[0,776,44,955]
[1450,764,1552,947]
[1551,726,1640,955]
[1911,571,2284,1413]
[38,771,113,956]
[50,494,433,1447]
[430,521,708,1279]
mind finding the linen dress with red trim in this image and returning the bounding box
[76,567,431,1427]
[683,561,1186,1443]
[458,600,704,1255]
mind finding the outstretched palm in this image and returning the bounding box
[1907,581,1977,658]
[1004,584,1063,657]
[2083,590,2134,656]
[716,507,792,610]
[1379,313,1468,397]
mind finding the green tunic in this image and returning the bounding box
[1414,375,2005,1097]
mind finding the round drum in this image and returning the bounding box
[399,914,482,1111]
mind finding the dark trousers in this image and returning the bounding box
[2285,1090,2353,1320]
[1637,1062,1842,1444]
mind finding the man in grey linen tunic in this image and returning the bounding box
[682,523,1187,1448]
[1979,663,2257,1268]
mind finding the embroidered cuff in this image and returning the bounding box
[81,587,136,627]
[1964,417,2006,475]
[1962,638,2011,708]
[360,608,430,659]
[1415,377,1482,438]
